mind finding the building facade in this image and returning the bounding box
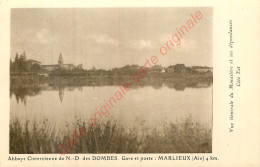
[42,53,76,71]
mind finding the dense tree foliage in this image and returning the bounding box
[10,52,29,72]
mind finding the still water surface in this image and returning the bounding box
[10,85,212,137]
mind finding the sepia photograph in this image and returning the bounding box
[10,8,213,154]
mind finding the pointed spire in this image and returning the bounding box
[58,52,63,62]
[59,88,64,103]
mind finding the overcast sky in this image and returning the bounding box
[11,8,212,69]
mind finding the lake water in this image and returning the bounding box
[10,84,212,138]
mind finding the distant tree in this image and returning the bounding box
[11,52,28,72]
[76,64,83,70]
[186,67,198,74]
[10,59,13,71]
[15,53,19,62]
[92,65,96,71]
[11,53,19,71]
[21,51,26,62]
[18,51,28,72]
[150,65,163,73]
[174,64,186,73]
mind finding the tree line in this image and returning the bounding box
[10,51,42,72]
[10,51,212,76]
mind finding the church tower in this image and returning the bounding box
[58,53,64,68]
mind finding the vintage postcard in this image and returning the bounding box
[0,0,259,167]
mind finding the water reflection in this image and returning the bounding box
[10,77,213,153]
[10,78,212,104]
[59,88,64,102]
[10,86,41,105]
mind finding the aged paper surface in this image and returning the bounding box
[0,0,259,166]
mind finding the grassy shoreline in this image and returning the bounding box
[10,117,212,154]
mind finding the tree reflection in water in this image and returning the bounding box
[10,77,212,104]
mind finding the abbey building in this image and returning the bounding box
[41,53,76,71]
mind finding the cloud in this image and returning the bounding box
[129,39,155,50]
[179,38,198,51]
[96,34,116,45]
[86,34,117,46]
[36,28,49,44]
[139,39,153,48]
[159,34,171,43]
